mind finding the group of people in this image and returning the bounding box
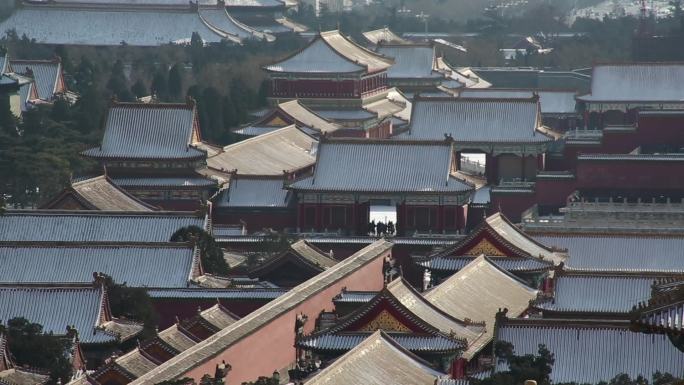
[368,220,396,236]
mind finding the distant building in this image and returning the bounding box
[82,101,218,210]
[41,176,157,211]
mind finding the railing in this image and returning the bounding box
[497,178,536,189]
[563,199,684,213]
[564,129,603,141]
[460,158,485,175]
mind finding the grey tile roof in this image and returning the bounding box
[0,245,196,288]
[157,325,197,352]
[332,290,377,304]
[579,64,684,102]
[128,240,394,384]
[0,211,204,243]
[418,256,552,273]
[495,320,684,384]
[111,176,217,188]
[425,255,538,359]
[311,108,375,120]
[456,89,577,114]
[198,9,256,40]
[10,60,61,101]
[303,331,445,385]
[224,0,284,7]
[377,45,442,79]
[83,103,204,160]
[403,98,551,143]
[265,30,393,74]
[533,234,684,273]
[537,274,654,314]
[298,332,462,353]
[116,350,157,378]
[0,286,114,344]
[52,176,155,211]
[637,301,684,333]
[276,100,342,134]
[0,368,49,385]
[0,55,8,74]
[0,8,226,46]
[289,140,473,193]
[215,177,290,208]
[41,0,218,5]
[147,288,286,300]
[485,213,566,264]
[207,125,316,175]
[199,305,239,329]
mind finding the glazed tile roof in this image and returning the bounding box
[536,274,654,314]
[0,286,114,344]
[289,140,473,193]
[198,304,239,330]
[147,288,286,300]
[33,0,218,5]
[425,256,539,359]
[310,108,375,121]
[0,211,204,243]
[116,350,158,378]
[265,30,393,74]
[533,234,684,273]
[0,8,226,46]
[10,60,61,101]
[0,245,197,288]
[377,45,441,79]
[403,98,551,143]
[333,290,377,304]
[0,369,49,385]
[578,64,684,102]
[495,319,684,383]
[129,240,393,384]
[298,332,462,353]
[418,256,552,273]
[224,0,285,7]
[485,213,566,264]
[0,55,8,74]
[83,103,204,160]
[362,28,409,45]
[635,301,684,333]
[290,240,338,269]
[276,100,342,134]
[198,8,262,41]
[207,125,316,175]
[215,177,290,208]
[456,89,577,114]
[157,325,197,352]
[111,176,216,188]
[45,176,155,211]
[304,331,445,385]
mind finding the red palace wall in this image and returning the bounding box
[180,248,389,385]
[270,74,387,99]
[144,199,203,211]
[576,160,684,190]
[490,191,537,222]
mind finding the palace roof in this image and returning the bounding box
[214,176,290,208]
[0,8,229,46]
[239,100,342,136]
[90,304,238,384]
[403,97,553,143]
[303,331,446,385]
[248,240,338,286]
[289,139,473,194]
[535,273,657,315]
[455,89,578,115]
[41,176,156,211]
[425,256,539,359]
[198,8,269,42]
[362,28,410,45]
[0,285,142,344]
[433,213,565,264]
[129,240,393,384]
[300,278,479,354]
[0,211,205,243]
[25,0,219,6]
[265,30,393,74]
[417,255,552,273]
[377,45,442,79]
[578,63,684,103]
[110,176,217,188]
[495,318,684,384]
[224,0,285,7]
[533,234,684,273]
[83,102,204,160]
[147,288,287,300]
[0,244,199,288]
[206,125,317,176]
[9,59,63,101]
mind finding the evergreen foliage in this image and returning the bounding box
[170,225,230,275]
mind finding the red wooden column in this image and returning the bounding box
[521,154,526,180]
[297,203,303,231]
[351,200,358,235]
[315,197,322,232]
[435,204,443,234]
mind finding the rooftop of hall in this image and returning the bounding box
[577,62,684,103]
[41,175,158,211]
[0,243,201,288]
[0,284,143,344]
[82,101,206,161]
[0,209,206,243]
[264,30,394,75]
[494,317,684,384]
[398,96,559,143]
[288,138,474,194]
